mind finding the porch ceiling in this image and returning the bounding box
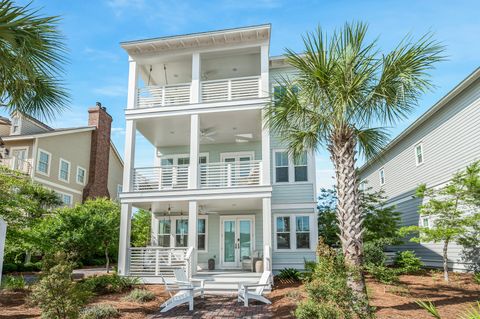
[147,197,263,214]
[136,109,262,147]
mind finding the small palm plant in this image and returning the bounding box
[416,300,480,319]
[266,22,444,314]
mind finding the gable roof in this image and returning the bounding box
[13,111,54,132]
[359,67,480,173]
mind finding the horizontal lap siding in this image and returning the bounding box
[272,251,317,271]
[272,184,315,204]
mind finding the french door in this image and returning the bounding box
[220,152,254,186]
[220,216,254,268]
[11,148,28,171]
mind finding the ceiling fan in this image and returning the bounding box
[200,127,217,142]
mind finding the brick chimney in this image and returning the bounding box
[83,102,112,201]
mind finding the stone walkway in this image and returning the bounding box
[150,294,272,319]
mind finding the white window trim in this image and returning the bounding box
[379,167,385,186]
[359,179,366,192]
[36,148,51,176]
[157,152,210,165]
[57,191,73,207]
[219,151,255,162]
[273,213,315,252]
[157,215,208,252]
[420,216,431,229]
[273,149,313,184]
[415,143,424,166]
[76,166,87,185]
[10,116,22,135]
[58,158,71,183]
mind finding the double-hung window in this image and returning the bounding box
[275,152,289,183]
[274,150,309,183]
[275,215,312,250]
[158,217,207,250]
[158,220,171,247]
[59,159,70,182]
[37,150,51,175]
[76,167,86,185]
[294,153,308,182]
[415,144,424,165]
[11,117,20,135]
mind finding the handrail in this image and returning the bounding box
[201,75,260,84]
[128,246,190,278]
[0,157,32,174]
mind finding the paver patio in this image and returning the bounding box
[150,294,272,319]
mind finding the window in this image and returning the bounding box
[422,217,430,228]
[37,149,51,175]
[175,219,189,247]
[275,152,289,183]
[276,217,291,249]
[11,117,20,134]
[296,216,311,249]
[415,144,424,165]
[76,166,86,185]
[157,217,207,250]
[117,184,122,196]
[379,168,385,185]
[294,153,308,182]
[158,220,171,247]
[275,215,313,250]
[58,159,70,182]
[197,219,206,251]
[57,192,72,206]
[359,180,366,192]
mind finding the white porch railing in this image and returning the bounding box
[128,247,192,278]
[200,160,262,188]
[0,157,32,175]
[137,83,191,108]
[201,76,261,102]
[132,165,189,191]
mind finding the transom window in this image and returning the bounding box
[37,149,51,175]
[76,166,86,185]
[274,150,309,183]
[275,214,313,250]
[415,144,424,165]
[157,217,207,251]
[59,159,70,182]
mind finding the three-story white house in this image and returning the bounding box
[117,24,318,286]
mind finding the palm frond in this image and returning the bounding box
[356,127,390,160]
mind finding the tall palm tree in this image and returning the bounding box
[266,22,444,314]
[0,0,68,120]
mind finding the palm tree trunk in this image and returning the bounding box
[329,127,369,314]
[443,238,449,283]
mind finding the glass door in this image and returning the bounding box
[221,153,253,186]
[11,148,27,171]
[221,216,253,268]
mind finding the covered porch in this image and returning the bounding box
[117,197,272,288]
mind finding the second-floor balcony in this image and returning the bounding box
[0,157,32,175]
[132,160,262,192]
[136,75,261,109]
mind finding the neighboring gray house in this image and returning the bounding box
[359,67,480,271]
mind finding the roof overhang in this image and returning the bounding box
[121,24,271,56]
[1,127,95,141]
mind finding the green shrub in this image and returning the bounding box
[416,300,480,319]
[80,274,138,295]
[394,251,423,274]
[2,263,18,273]
[80,304,119,319]
[277,268,301,282]
[474,272,480,285]
[124,289,155,303]
[302,260,317,282]
[29,262,92,319]
[363,242,386,267]
[23,261,42,272]
[0,275,26,291]
[366,264,399,285]
[295,299,342,319]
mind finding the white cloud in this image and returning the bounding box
[83,47,121,63]
[111,127,125,135]
[93,85,126,97]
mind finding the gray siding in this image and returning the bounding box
[272,184,315,205]
[360,76,480,271]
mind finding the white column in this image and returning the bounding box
[261,108,271,185]
[150,212,158,245]
[118,204,132,276]
[127,56,138,110]
[123,120,136,192]
[188,201,198,275]
[191,52,201,103]
[0,218,6,286]
[262,198,272,272]
[189,114,199,189]
[260,44,270,98]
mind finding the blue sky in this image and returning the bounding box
[7,0,480,190]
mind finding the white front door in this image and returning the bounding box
[220,216,254,268]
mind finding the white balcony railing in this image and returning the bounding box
[137,83,191,108]
[200,160,262,188]
[0,157,32,174]
[201,76,261,103]
[132,165,189,191]
[128,246,192,278]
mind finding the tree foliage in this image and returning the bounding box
[400,161,480,282]
[131,209,151,247]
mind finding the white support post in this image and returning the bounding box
[123,120,136,192]
[151,212,158,245]
[189,114,199,189]
[191,52,201,104]
[262,198,272,272]
[118,204,132,276]
[127,56,138,110]
[188,201,198,276]
[261,108,271,185]
[0,218,6,286]
[260,44,270,98]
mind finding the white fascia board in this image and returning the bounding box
[2,127,95,141]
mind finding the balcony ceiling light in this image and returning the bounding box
[232,67,238,72]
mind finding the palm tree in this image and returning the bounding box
[266,22,444,314]
[0,0,68,120]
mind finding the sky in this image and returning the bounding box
[6,0,480,191]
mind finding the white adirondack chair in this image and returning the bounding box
[237,270,272,307]
[173,268,205,298]
[159,272,195,313]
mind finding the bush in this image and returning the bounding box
[363,242,386,267]
[302,260,317,282]
[23,261,43,272]
[29,262,92,319]
[80,304,119,319]
[80,274,138,295]
[276,268,301,282]
[2,263,18,273]
[124,289,155,303]
[366,264,399,285]
[474,272,480,285]
[295,299,342,319]
[394,251,423,274]
[0,275,26,291]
